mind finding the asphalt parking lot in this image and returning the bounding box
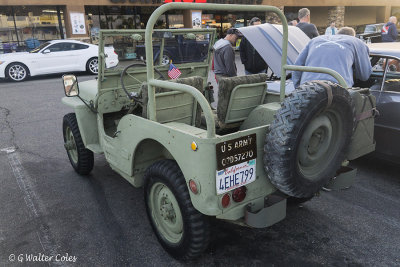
[0,71,399,266]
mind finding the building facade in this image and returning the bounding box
[0,0,397,52]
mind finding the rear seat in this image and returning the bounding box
[210,73,269,130]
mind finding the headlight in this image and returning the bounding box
[0,61,5,65]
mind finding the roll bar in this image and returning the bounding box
[144,3,348,136]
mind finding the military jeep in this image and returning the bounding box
[61,3,376,260]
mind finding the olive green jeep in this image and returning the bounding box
[61,3,376,260]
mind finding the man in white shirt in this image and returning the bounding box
[325,21,338,35]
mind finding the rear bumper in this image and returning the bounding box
[245,194,287,228]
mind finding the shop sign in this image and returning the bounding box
[70,13,86,35]
[192,11,202,28]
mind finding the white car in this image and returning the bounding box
[0,40,118,82]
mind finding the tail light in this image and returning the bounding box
[221,193,230,208]
[189,179,198,194]
[232,186,247,203]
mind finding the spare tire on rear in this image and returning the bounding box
[263,81,355,198]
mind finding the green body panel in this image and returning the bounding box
[347,89,376,159]
[102,114,276,217]
[240,102,281,130]
[62,94,100,152]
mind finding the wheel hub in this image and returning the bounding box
[296,112,342,180]
[64,140,76,150]
[149,182,183,244]
[65,127,78,163]
[10,66,26,80]
[160,197,176,221]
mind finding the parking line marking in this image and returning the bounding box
[0,146,16,154]
[5,149,62,266]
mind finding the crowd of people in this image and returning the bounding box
[212,7,398,90]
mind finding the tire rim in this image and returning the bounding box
[64,126,78,164]
[297,110,343,181]
[161,55,170,66]
[89,58,98,74]
[9,65,26,81]
[149,182,183,244]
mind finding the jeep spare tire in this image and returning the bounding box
[264,81,355,198]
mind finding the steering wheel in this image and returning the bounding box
[120,62,166,100]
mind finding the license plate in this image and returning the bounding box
[215,134,257,195]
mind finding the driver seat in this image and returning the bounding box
[140,76,204,126]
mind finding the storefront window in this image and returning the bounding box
[0,6,64,53]
[0,7,17,50]
[202,12,266,38]
[168,15,184,28]
[14,6,64,44]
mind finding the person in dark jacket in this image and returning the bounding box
[381,16,398,42]
[213,28,242,81]
[239,17,268,75]
[296,8,319,39]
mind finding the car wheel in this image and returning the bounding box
[264,81,355,198]
[86,57,98,75]
[63,113,94,175]
[144,160,210,260]
[161,53,171,66]
[6,63,29,82]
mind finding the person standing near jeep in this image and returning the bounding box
[213,28,242,82]
[292,27,372,88]
[239,17,268,75]
[381,16,398,42]
[296,8,319,39]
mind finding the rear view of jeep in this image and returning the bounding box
[60,3,376,260]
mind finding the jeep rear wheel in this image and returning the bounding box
[144,160,210,260]
[63,113,94,175]
[264,81,354,198]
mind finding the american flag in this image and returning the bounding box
[168,63,182,79]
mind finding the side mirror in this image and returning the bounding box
[42,49,51,54]
[62,74,79,97]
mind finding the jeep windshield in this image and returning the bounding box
[100,29,215,76]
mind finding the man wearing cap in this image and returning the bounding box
[213,28,242,81]
[239,17,268,75]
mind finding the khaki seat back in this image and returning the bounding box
[217,74,268,124]
[141,76,204,126]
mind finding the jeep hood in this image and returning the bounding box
[239,24,310,77]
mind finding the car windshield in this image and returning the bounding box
[364,25,377,34]
[29,42,51,53]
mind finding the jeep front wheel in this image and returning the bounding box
[63,113,94,175]
[264,81,354,198]
[144,160,210,260]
